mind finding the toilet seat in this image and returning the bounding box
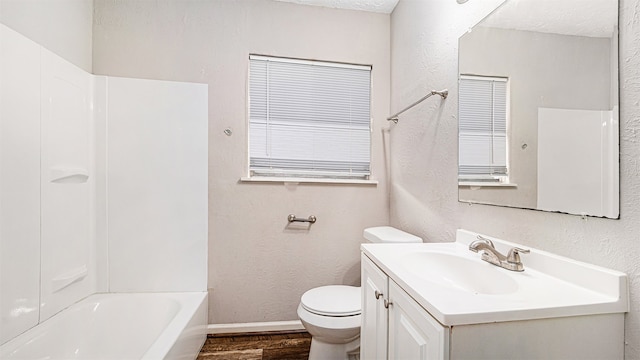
[300,285,360,317]
[297,303,362,332]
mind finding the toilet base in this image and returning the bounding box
[308,337,360,360]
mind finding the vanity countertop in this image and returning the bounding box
[361,229,628,326]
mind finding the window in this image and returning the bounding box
[458,75,509,183]
[248,55,372,181]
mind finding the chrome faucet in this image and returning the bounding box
[469,235,530,272]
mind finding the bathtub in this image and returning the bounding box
[0,292,207,360]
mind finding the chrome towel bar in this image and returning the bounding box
[288,214,317,224]
[387,89,448,123]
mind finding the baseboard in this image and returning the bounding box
[207,320,305,334]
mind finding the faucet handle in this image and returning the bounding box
[507,247,530,264]
[476,235,494,247]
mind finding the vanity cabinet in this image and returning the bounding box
[361,255,448,360]
[361,253,389,359]
[387,280,449,359]
[360,251,625,360]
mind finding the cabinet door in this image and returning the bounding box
[361,255,389,360]
[388,280,449,360]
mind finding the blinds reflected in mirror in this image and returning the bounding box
[458,75,508,181]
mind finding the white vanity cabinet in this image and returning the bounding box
[361,254,389,359]
[387,280,449,359]
[361,231,628,360]
[361,255,449,360]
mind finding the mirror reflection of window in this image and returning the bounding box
[458,75,509,185]
[457,0,619,218]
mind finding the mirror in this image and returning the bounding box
[458,0,619,218]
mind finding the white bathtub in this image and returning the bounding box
[0,292,207,360]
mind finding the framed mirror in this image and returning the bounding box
[458,0,619,219]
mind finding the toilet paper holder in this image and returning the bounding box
[288,214,317,224]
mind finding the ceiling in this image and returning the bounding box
[479,0,618,38]
[272,0,618,38]
[273,0,400,14]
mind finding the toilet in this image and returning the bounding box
[297,226,422,360]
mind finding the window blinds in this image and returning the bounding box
[458,75,508,179]
[249,55,371,179]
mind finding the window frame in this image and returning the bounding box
[244,54,376,185]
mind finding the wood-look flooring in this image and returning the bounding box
[197,331,311,360]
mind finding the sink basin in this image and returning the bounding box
[400,252,519,295]
[362,230,629,326]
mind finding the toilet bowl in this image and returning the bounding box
[298,226,422,360]
[298,285,361,360]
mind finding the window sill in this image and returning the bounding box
[240,176,378,186]
[458,182,518,188]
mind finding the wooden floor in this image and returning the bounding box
[197,331,311,360]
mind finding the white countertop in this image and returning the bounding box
[361,229,628,326]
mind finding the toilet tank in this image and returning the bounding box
[363,226,422,243]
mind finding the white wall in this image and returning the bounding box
[0,0,93,72]
[389,0,640,358]
[93,0,391,323]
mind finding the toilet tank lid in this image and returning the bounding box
[363,226,422,243]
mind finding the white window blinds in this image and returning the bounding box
[458,75,508,179]
[249,55,371,179]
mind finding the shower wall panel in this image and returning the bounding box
[0,24,42,345]
[0,23,97,343]
[39,48,95,322]
[0,23,207,345]
[105,77,208,293]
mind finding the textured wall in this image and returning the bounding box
[0,0,93,72]
[93,0,390,324]
[390,0,639,358]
